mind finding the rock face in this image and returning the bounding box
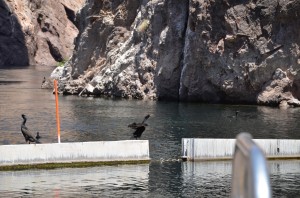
[181,0,300,107]
[0,1,28,66]
[1,0,84,66]
[54,0,300,107]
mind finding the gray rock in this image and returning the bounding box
[52,0,300,107]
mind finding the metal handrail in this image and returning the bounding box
[231,133,271,198]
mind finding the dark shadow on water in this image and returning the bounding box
[0,80,24,85]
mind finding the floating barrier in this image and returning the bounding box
[0,140,150,169]
[182,138,300,161]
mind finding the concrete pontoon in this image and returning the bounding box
[182,138,300,161]
[0,140,150,169]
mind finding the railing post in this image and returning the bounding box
[231,132,271,198]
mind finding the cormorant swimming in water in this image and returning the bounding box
[21,114,40,144]
[128,115,150,139]
[235,111,239,119]
[227,111,239,120]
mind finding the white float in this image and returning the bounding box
[0,140,150,167]
[182,138,300,161]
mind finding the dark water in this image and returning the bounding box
[1,66,300,197]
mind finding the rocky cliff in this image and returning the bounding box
[52,0,300,108]
[1,0,84,66]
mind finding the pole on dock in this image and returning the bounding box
[54,80,61,143]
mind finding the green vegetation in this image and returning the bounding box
[137,19,150,33]
[0,160,150,171]
[57,59,67,67]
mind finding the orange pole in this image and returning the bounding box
[54,80,61,143]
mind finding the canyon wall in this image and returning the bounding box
[51,0,300,107]
[1,0,84,66]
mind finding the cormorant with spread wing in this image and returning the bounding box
[128,115,150,139]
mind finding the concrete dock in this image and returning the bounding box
[0,140,150,167]
[182,138,300,161]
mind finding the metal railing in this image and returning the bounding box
[231,132,271,198]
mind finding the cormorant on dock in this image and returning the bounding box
[21,114,40,144]
[36,132,41,141]
[128,115,150,140]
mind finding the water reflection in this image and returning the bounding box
[2,66,300,197]
[181,160,300,197]
[258,107,300,139]
[149,161,184,197]
[269,160,300,197]
[182,161,232,197]
[2,160,299,197]
[0,164,149,198]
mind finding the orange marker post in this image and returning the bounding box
[54,80,61,143]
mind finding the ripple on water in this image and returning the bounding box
[2,67,300,197]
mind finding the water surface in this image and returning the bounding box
[1,66,300,197]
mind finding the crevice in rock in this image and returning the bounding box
[46,40,63,62]
[210,1,228,43]
[61,3,77,27]
[291,79,300,99]
[256,45,283,64]
[0,0,29,66]
[178,0,190,101]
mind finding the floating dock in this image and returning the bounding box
[182,138,300,161]
[0,140,150,169]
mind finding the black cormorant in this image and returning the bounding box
[128,115,150,139]
[235,111,239,119]
[21,114,40,144]
[227,111,239,120]
[36,132,41,141]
